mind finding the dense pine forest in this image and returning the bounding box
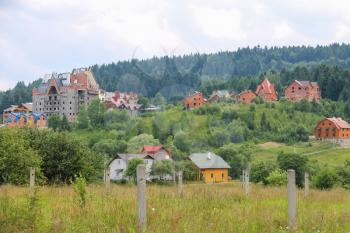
[2,43,350,113]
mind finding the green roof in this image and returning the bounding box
[189,152,231,169]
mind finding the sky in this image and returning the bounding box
[1,0,350,91]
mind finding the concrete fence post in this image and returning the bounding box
[242,170,245,188]
[287,169,297,230]
[29,167,35,192]
[244,168,250,195]
[178,170,183,197]
[137,164,147,232]
[304,172,309,197]
[105,167,111,191]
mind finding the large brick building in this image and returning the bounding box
[284,80,321,102]
[314,117,350,140]
[255,78,278,102]
[32,68,100,122]
[183,91,205,109]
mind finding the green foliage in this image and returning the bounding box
[77,105,90,129]
[151,160,174,180]
[47,114,61,131]
[314,167,339,190]
[173,131,191,153]
[251,160,277,185]
[338,161,350,189]
[87,99,106,128]
[0,129,42,185]
[216,143,254,178]
[124,158,144,182]
[180,160,198,181]
[127,133,160,153]
[277,152,308,187]
[152,113,170,142]
[265,169,287,186]
[72,174,87,208]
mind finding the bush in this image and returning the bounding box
[338,161,350,189]
[314,167,339,190]
[251,161,277,185]
[266,169,287,186]
[277,152,308,187]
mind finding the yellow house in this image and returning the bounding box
[189,152,231,183]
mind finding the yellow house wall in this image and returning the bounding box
[201,168,229,183]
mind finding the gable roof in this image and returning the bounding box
[294,80,319,88]
[326,117,350,129]
[255,78,276,95]
[107,153,154,166]
[189,152,230,169]
[140,145,172,156]
[237,90,256,97]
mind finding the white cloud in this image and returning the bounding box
[1,0,350,90]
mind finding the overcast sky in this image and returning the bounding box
[1,0,350,90]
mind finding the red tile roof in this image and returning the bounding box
[327,117,350,129]
[140,145,172,156]
[295,80,319,88]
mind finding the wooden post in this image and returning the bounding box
[105,167,111,191]
[304,172,309,197]
[29,167,35,192]
[244,168,250,195]
[287,169,297,230]
[137,164,147,232]
[177,171,183,196]
[242,170,245,188]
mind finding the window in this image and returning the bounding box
[211,173,214,178]
[222,173,224,178]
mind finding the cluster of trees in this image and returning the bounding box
[0,128,103,185]
[250,152,350,190]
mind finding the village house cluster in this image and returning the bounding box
[108,145,231,183]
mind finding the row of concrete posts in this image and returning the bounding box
[28,166,309,232]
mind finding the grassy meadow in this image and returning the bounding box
[1,182,349,233]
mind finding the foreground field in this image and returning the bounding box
[1,183,349,233]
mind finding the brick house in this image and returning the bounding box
[183,91,205,109]
[314,117,350,140]
[255,78,278,102]
[104,91,142,116]
[284,80,321,102]
[207,90,232,103]
[236,90,257,104]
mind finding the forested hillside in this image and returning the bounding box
[2,43,350,112]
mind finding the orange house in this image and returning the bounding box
[189,152,231,183]
[284,80,321,102]
[183,92,205,109]
[236,90,257,104]
[255,78,278,102]
[314,117,350,140]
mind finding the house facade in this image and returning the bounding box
[108,146,172,181]
[2,103,32,125]
[32,68,100,122]
[236,90,256,104]
[6,112,46,128]
[207,90,232,103]
[189,152,231,183]
[183,91,205,109]
[284,80,321,102]
[255,78,278,102]
[314,117,350,141]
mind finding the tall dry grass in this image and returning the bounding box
[0,182,349,233]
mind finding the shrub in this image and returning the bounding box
[73,174,87,208]
[314,167,339,190]
[251,161,277,185]
[277,152,308,187]
[266,169,287,186]
[124,158,145,182]
[338,161,350,189]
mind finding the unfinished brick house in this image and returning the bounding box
[284,80,321,102]
[236,90,257,104]
[314,117,350,142]
[255,78,278,102]
[183,91,205,109]
[32,68,100,122]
